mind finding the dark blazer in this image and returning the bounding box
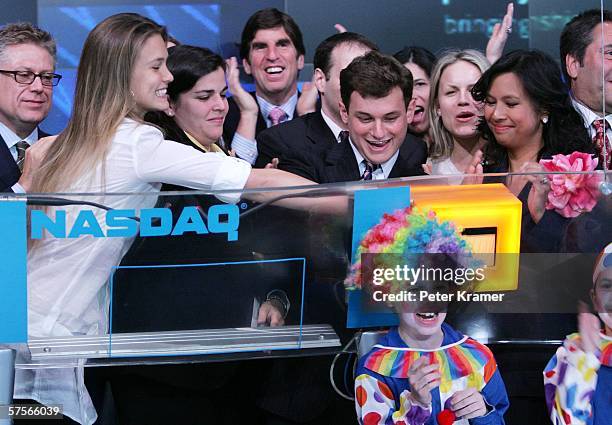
[279,132,428,183]
[0,129,49,192]
[254,110,336,168]
[222,91,298,152]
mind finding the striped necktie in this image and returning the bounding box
[361,161,377,180]
[16,140,30,172]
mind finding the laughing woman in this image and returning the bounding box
[426,49,490,176]
[17,13,336,425]
[471,49,594,252]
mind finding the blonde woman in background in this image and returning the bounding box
[425,49,490,177]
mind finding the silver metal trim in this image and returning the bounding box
[27,325,340,360]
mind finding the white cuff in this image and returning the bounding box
[232,133,258,165]
[11,182,25,193]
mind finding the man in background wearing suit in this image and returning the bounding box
[561,9,612,169]
[223,8,305,164]
[280,50,427,182]
[255,32,378,168]
[0,22,57,193]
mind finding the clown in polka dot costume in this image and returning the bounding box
[543,243,612,425]
[351,208,509,424]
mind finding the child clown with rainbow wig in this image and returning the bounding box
[543,243,612,425]
[350,208,509,425]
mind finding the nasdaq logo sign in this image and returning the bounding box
[31,205,240,241]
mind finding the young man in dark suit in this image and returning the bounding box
[255,32,378,168]
[0,22,57,192]
[222,8,305,164]
[279,50,427,182]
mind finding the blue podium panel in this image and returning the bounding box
[0,200,27,343]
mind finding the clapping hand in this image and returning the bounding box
[463,149,484,185]
[578,301,601,354]
[296,75,319,116]
[449,388,488,420]
[226,56,258,118]
[408,356,441,407]
[522,162,551,224]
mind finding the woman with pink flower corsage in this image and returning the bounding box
[471,50,596,252]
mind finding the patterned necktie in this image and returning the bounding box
[268,107,288,126]
[16,140,30,172]
[339,130,349,144]
[592,119,611,169]
[361,160,377,181]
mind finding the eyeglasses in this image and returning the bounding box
[0,70,62,87]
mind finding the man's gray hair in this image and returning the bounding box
[0,22,56,64]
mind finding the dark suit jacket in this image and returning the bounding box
[222,91,298,152]
[279,132,428,183]
[0,128,49,192]
[254,110,336,168]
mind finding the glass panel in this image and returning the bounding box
[0,168,608,368]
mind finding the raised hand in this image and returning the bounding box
[226,57,258,117]
[578,301,601,354]
[407,356,441,406]
[334,23,348,33]
[296,75,318,116]
[226,56,259,141]
[486,3,514,64]
[449,387,488,420]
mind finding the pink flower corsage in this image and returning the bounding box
[539,151,602,218]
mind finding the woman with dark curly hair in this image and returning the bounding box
[393,46,437,141]
[471,49,595,252]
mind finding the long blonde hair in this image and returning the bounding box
[427,49,489,160]
[32,13,167,193]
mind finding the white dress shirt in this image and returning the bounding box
[15,119,251,425]
[320,109,345,143]
[348,137,399,180]
[572,98,612,140]
[0,121,39,161]
[0,121,39,192]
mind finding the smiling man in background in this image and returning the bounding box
[223,8,305,164]
[0,22,57,192]
[561,9,612,169]
[255,32,378,167]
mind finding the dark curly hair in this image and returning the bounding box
[471,49,593,168]
[393,46,437,77]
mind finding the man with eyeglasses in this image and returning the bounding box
[0,22,59,192]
